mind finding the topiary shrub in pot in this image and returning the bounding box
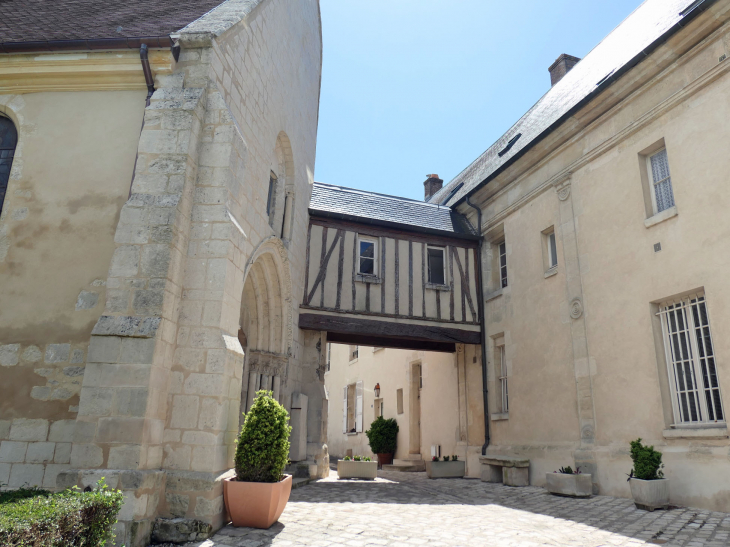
[365,416,399,467]
[628,438,669,511]
[224,390,293,529]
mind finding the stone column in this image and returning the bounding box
[554,175,598,492]
[60,83,208,547]
[297,329,329,478]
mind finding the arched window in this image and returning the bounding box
[0,116,17,215]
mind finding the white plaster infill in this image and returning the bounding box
[663,425,728,439]
[644,205,678,228]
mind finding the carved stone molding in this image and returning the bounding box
[570,298,584,320]
[554,175,572,201]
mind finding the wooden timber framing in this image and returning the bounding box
[326,332,456,353]
[298,313,480,345]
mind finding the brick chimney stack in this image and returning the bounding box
[548,53,581,86]
[424,174,443,201]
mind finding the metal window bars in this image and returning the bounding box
[658,294,724,425]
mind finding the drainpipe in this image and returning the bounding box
[129,44,156,196]
[465,196,490,456]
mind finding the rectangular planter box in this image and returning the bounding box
[546,473,592,498]
[630,478,670,511]
[426,460,465,479]
[337,460,378,480]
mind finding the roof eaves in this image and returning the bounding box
[0,36,173,54]
[446,0,718,210]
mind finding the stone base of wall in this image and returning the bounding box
[307,442,329,479]
[57,468,165,547]
[162,468,234,531]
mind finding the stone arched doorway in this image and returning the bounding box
[238,238,293,420]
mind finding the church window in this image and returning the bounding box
[357,236,377,275]
[0,115,18,215]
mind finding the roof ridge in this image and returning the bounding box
[313,181,449,210]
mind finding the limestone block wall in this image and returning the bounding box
[0,90,146,490]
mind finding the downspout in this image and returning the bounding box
[129,44,156,196]
[465,196,490,455]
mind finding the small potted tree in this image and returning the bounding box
[628,438,669,511]
[546,465,592,497]
[337,455,378,480]
[426,454,466,479]
[365,416,399,467]
[224,390,293,529]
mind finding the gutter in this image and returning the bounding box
[0,36,173,54]
[128,44,157,197]
[451,0,718,209]
[465,196,490,456]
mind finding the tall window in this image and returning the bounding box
[0,116,18,215]
[349,345,359,362]
[498,241,508,288]
[659,294,724,425]
[266,171,278,223]
[543,229,558,271]
[358,236,377,275]
[648,149,675,214]
[498,344,508,413]
[427,246,446,285]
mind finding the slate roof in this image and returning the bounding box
[430,0,715,207]
[310,182,477,239]
[0,0,227,45]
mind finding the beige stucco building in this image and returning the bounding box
[324,343,484,476]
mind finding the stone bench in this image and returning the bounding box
[479,456,530,487]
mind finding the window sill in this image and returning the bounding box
[491,412,509,421]
[356,274,381,284]
[425,282,450,291]
[485,288,503,302]
[644,206,678,228]
[346,432,359,436]
[663,425,728,439]
[544,266,558,278]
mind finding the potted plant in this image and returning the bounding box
[426,454,465,479]
[365,416,399,467]
[628,438,669,511]
[546,465,592,498]
[224,390,293,529]
[337,455,377,480]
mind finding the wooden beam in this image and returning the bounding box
[298,313,481,345]
[326,332,456,353]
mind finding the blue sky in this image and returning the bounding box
[314,0,642,201]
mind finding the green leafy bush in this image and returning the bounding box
[353,455,361,461]
[0,479,123,547]
[442,455,450,462]
[629,438,664,480]
[363,457,371,462]
[365,416,399,454]
[235,390,292,483]
[343,456,351,461]
[452,455,458,461]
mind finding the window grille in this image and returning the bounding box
[427,247,445,285]
[498,346,508,413]
[649,149,675,214]
[659,294,724,425]
[499,241,508,288]
[0,116,18,215]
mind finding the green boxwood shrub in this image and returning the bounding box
[0,479,123,547]
[365,416,399,454]
[235,390,292,483]
[630,438,664,480]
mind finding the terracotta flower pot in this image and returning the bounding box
[376,453,393,467]
[224,474,292,529]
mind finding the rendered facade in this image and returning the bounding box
[2,0,730,544]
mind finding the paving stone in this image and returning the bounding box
[164,470,730,547]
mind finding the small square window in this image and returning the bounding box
[427,246,446,285]
[358,236,377,276]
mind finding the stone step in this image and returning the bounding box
[383,460,426,472]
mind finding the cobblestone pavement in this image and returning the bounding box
[181,470,730,547]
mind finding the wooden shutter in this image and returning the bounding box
[356,380,364,432]
[343,386,348,433]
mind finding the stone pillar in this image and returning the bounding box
[554,175,598,493]
[297,330,329,478]
[288,392,308,461]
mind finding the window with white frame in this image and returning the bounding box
[343,381,363,433]
[647,149,675,214]
[427,246,446,285]
[494,340,508,414]
[357,236,377,275]
[349,345,359,362]
[498,241,508,288]
[659,293,724,425]
[544,229,558,270]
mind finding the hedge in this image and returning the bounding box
[0,479,124,547]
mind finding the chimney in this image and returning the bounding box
[423,174,443,201]
[548,53,581,86]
